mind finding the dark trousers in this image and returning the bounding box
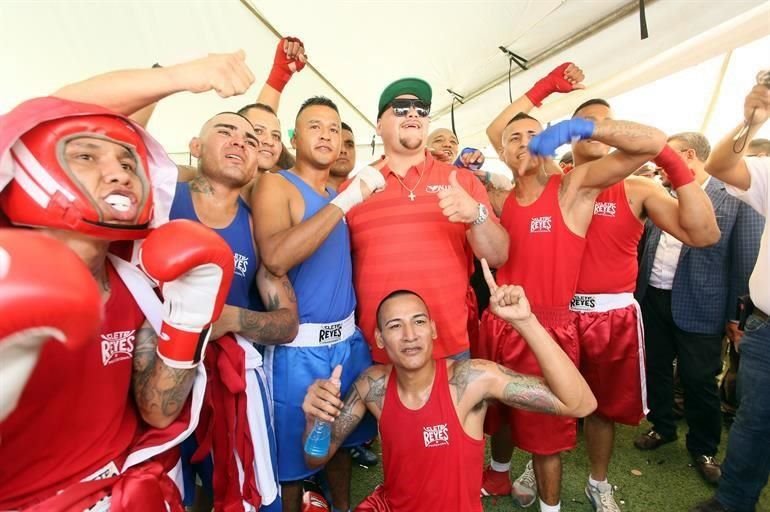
[641,286,723,456]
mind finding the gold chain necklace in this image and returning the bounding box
[392,161,426,201]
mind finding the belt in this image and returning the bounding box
[285,311,356,348]
[570,292,636,313]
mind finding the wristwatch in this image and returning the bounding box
[472,203,488,226]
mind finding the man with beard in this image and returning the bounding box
[252,96,386,512]
[343,78,509,366]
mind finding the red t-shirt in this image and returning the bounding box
[379,362,484,511]
[495,175,586,309]
[0,263,145,509]
[345,154,498,361]
[576,181,644,294]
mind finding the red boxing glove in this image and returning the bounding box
[140,220,234,369]
[0,229,102,420]
[266,36,306,92]
[654,145,695,190]
[526,62,576,107]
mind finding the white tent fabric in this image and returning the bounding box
[1,0,768,168]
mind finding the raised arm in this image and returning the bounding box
[256,37,307,112]
[210,264,299,344]
[477,260,596,417]
[705,82,770,190]
[54,51,255,116]
[565,119,667,194]
[486,63,585,155]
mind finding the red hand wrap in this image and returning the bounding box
[654,145,695,190]
[266,36,305,92]
[525,62,574,107]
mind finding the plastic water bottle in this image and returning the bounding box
[304,418,332,458]
[304,369,341,458]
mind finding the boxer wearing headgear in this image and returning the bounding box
[478,64,671,511]
[0,50,252,510]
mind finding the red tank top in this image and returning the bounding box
[496,175,586,308]
[577,181,644,294]
[0,263,145,509]
[379,362,484,512]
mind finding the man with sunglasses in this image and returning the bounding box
[343,78,509,366]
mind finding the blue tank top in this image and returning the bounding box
[169,182,264,312]
[279,170,356,323]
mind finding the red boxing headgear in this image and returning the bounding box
[0,115,154,240]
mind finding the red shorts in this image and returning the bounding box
[572,294,647,425]
[480,307,579,456]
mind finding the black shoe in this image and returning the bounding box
[633,429,677,450]
[690,496,734,512]
[350,445,378,467]
[692,454,722,485]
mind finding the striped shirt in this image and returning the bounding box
[345,153,498,362]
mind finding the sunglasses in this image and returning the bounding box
[389,99,431,117]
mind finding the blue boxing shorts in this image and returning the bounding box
[264,323,377,482]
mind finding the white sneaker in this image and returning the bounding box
[511,460,537,508]
[585,481,621,512]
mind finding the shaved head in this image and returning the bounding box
[199,112,256,138]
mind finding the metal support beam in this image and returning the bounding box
[700,50,733,133]
[431,0,659,121]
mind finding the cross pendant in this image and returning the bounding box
[408,191,416,201]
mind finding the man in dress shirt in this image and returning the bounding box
[635,132,764,485]
[691,77,770,512]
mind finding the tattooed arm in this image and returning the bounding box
[487,314,596,417]
[566,119,667,194]
[478,261,596,417]
[300,366,386,468]
[210,264,299,343]
[132,320,197,429]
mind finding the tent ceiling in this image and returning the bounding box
[1,0,768,160]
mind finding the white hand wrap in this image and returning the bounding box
[489,172,513,191]
[330,166,385,213]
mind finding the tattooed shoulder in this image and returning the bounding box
[448,359,485,404]
[362,371,388,411]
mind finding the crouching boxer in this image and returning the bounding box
[301,261,596,512]
[0,97,233,511]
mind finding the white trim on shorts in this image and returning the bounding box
[284,311,356,348]
[570,292,649,416]
[569,292,635,313]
